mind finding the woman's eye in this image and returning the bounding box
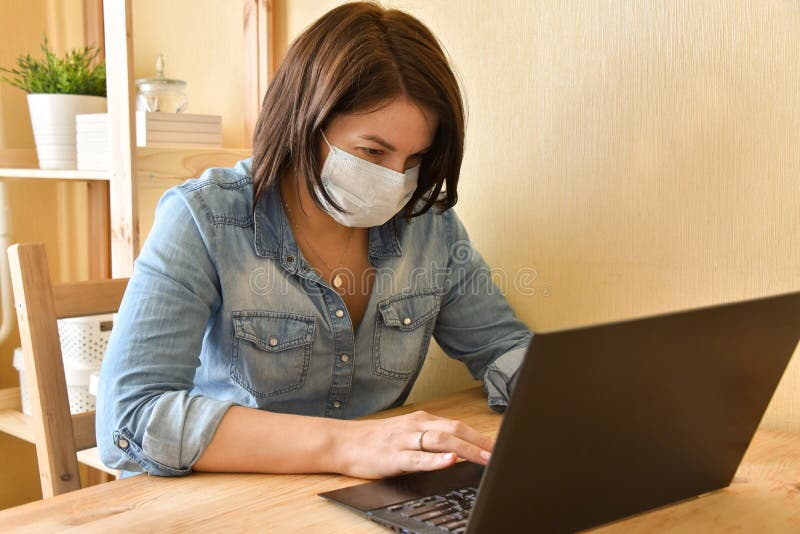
[359,147,383,156]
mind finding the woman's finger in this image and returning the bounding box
[422,417,495,454]
[398,450,458,473]
[416,430,491,466]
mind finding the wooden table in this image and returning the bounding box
[1,387,799,533]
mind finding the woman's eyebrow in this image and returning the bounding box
[359,134,396,150]
[358,134,432,154]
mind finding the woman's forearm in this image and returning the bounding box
[193,406,494,479]
[192,405,344,474]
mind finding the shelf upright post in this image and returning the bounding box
[103,0,139,278]
[83,0,111,279]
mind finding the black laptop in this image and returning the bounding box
[320,290,800,533]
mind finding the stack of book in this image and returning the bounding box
[76,111,223,170]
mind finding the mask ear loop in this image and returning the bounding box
[320,130,334,151]
[293,130,333,218]
[312,130,336,216]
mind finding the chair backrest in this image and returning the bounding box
[8,242,128,498]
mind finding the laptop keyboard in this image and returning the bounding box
[379,486,478,532]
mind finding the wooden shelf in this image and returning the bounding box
[0,409,33,443]
[0,387,118,476]
[0,1,254,488]
[0,3,253,485]
[136,147,251,183]
[0,147,251,185]
[0,168,109,182]
[76,447,118,475]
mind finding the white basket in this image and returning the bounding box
[89,370,101,397]
[13,348,100,415]
[12,313,113,415]
[57,313,114,368]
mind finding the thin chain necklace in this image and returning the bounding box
[281,194,355,290]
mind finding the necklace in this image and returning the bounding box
[281,194,355,290]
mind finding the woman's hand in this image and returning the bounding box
[333,410,495,479]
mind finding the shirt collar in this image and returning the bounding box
[252,181,403,263]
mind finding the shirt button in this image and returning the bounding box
[403,317,412,325]
[268,337,278,347]
[286,255,295,263]
[335,309,344,318]
[332,400,342,408]
[118,438,129,450]
[340,354,350,363]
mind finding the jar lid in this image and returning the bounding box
[136,78,187,90]
[135,53,187,91]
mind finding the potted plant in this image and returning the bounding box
[1,35,106,170]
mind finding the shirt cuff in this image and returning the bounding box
[483,343,529,413]
[138,391,235,474]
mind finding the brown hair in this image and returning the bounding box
[251,1,465,218]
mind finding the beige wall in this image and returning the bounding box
[282,1,800,428]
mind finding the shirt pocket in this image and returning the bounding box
[230,311,315,398]
[373,289,441,379]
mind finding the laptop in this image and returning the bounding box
[320,290,800,533]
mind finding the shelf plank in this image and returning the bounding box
[77,448,120,476]
[0,168,109,181]
[136,147,251,181]
[0,408,34,443]
[0,148,251,185]
[0,390,118,476]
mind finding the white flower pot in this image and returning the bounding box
[27,94,107,170]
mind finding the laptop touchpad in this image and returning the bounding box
[319,461,484,512]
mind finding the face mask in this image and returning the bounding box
[316,131,420,227]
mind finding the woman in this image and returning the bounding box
[97,1,532,480]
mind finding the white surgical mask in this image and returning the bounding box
[317,131,420,227]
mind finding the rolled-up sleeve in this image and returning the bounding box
[432,209,533,413]
[96,186,235,476]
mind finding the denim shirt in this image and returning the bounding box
[96,157,533,477]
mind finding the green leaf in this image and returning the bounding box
[0,34,106,96]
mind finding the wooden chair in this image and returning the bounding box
[8,242,128,497]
